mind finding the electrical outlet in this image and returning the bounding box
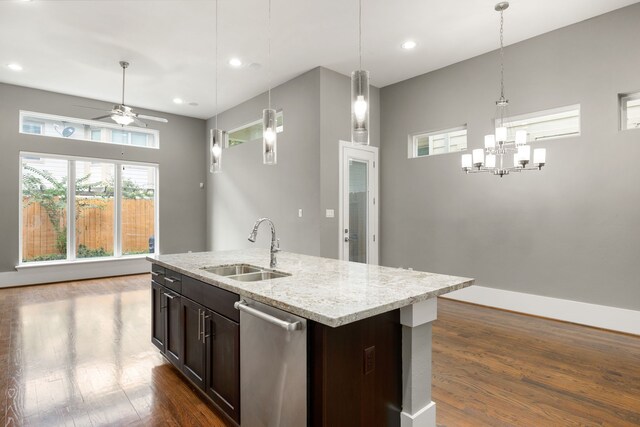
[364,346,375,374]
[326,209,335,218]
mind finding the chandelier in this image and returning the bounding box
[461,2,546,177]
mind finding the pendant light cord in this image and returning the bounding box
[358,0,362,70]
[121,65,126,106]
[214,0,218,130]
[268,0,272,109]
[499,9,505,101]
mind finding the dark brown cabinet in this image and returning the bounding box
[205,310,240,423]
[151,267,240,425]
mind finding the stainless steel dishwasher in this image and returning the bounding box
[234,298,307,426]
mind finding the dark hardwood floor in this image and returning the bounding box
[1,275,638,426]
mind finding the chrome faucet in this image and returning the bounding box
[248,218,280,268]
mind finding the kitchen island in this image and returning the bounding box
[148,249,473,427]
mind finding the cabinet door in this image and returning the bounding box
[181,298,206,390]
[164,290,183,367]
[151,281,165,353]
[205,311,240,423]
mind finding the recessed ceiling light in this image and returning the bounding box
[401,40,417,50]
[173,98,184,104]
[7,63,23,71]
[229,57,242,68]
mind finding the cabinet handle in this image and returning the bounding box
[197,309,201,339]
[163,292,175,300]
[165,277,179,284]
[202,313,211,343]
[151,271,162,277]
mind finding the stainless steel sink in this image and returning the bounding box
[202,264,262,276]
[228,270,291,282]
[202,263,291,282]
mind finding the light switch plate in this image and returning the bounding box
[298,208,303,218]
[326,209,335,218]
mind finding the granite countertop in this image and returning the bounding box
[148,248,473,327]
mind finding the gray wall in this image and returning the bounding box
[206,67,380,258]
[0,83,207,272]
[206,68,322,255]
[379,4,640,310]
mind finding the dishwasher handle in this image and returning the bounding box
[234,300,304,332]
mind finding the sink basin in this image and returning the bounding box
[202,263,291,282]
[228,270,291,282]
[202,264,262,276]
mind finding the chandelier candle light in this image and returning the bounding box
[351,0,369,145]
[461,2,547,177]
[263,0,277,165]
[210,0,225,174]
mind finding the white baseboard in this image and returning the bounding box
[442,286,640,336]
[0,258,150,288]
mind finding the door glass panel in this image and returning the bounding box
[349,159,368,263]
[75,161,115,258]
[121,164,156,255]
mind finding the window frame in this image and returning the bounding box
[497,104,581,143]
[18,152,159,266]
[408,125,468,159]
[19,110,160,149]
[226,109,284,148]
[620,91,640,131]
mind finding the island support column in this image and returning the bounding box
[399,298,437,427]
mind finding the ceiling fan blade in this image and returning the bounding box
[74,105,110,112]
[131,117,148,128]
[92,115,113,121]
[137,114,168,123]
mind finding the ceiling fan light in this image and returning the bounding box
[112,114,134,126]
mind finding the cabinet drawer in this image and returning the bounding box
[151,264,165,285]
[182,275,239,322]
[164,269,183,293]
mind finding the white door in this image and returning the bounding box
[339,141,379,265]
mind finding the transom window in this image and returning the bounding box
[620,92,640,130]
[409,126,467,158]
[227,111,284,147]
[20,153,158,265]
[499,105,581,143]
[20,111,159,149]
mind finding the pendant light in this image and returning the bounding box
[210,0,226,174]
[351,0,369,145]
[461,2,547,177]
[263,0,277,165]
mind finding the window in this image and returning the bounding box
[227,111,284,147]
[20,153,158,264]
[409,126,467,158]
[19,111,159,148]
[499,105,580,143]
[620,92,640,130]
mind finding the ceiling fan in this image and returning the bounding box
[87,61,168,128]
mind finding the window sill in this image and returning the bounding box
[16,254,153,270]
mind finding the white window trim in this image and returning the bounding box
[497,104,581,142]
[620,91,640,131]
[18,151,159,267]
[408,125,468,159]
[226,109,284,147]
[19,110,160,149]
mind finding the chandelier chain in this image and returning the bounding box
[499,9,505,100]
[214,0,218,129]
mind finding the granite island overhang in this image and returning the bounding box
[147,249,474,426]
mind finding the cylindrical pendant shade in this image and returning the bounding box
[484,134,496,149]
[210,128,226,174]
[263,108,277,165]
[351,69,370,145]
[518,145,531,164]
[495,126,508,143]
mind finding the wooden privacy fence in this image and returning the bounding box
[22,197,155,261]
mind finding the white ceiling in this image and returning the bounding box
[0,0,637,120]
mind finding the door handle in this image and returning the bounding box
[202,313,211,343]
[197,309,201,340]
[163,292,175,300]
[344,237,350,242]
